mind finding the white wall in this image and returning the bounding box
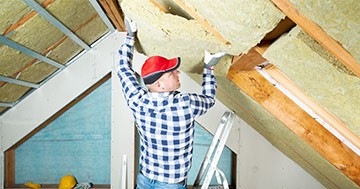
[0,31,324,189]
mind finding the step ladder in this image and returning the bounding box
[193,111,235,189]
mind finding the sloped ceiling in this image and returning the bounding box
[119,0,360,188]
[0,0,109,114]
[1,0,359,188]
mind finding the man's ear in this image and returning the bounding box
[154,80,161,88]
[148,80,163,92]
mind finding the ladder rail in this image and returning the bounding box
[194,111,234,188]
[194,112,230,185]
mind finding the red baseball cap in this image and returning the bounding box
[141,56,181,84]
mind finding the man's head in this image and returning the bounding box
[141,56,181,92]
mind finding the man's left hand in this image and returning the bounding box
[125,16,137,37]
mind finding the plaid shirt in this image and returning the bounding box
[117,36,216,183]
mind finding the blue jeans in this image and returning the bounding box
[136,173,187,189]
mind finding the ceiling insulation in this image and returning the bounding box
[263,26,360,137]
[120,0,284,73]
[0,0,109,114]
[289,0,360,63]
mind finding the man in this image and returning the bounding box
[117,17,226,189]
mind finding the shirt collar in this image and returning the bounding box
[148,91,177,98]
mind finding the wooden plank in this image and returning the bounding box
[263,16,295,41]
[253,44,360,151]
[98,0,125,31]
[5,149,15,187]
[264,64,360,152]
[231,48,267,71]
[227,65,360,186]
[270,0,360,77]
[149,0,169,13]
[254,42,271,55]
[172,0,230,45]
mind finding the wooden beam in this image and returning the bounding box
[264,64,360,152]
[172,0,230,45]
[270,0,360,77]
[263,16,295,41]
[98,0,125,31]
[227,52,360,186]
[253,44,360,151]
[5,149,15,187]
[231,48,267,71]
[149,0,170,13]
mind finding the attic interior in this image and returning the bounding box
[0,0,359,189]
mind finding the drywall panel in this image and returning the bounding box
[263,26,360,138]
[111,32,137,189]
[289,0,360,63]
[239,116,325,189]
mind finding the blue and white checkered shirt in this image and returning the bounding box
[117,36,216,183]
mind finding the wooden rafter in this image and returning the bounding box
[98,0,125,31]
[264,65,360,151]
[231,48,267,71]
[253,45,360,151]
[270,0,360,77]
[227,50,360,186]
[149,0,169,13]
[171,0,230,45]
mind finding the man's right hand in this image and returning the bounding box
[125,16,137,37]
[204,51,227,70]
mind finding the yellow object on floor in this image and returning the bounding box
[24,182,41,188]
[59,175,77,189]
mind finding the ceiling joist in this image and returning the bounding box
[270,0,360,77]
[98,0,125,31]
